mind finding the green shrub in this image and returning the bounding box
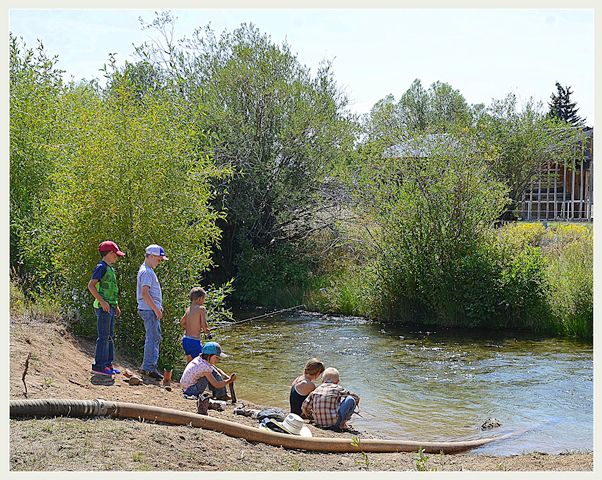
[9,279,27,317]
[234,242,310,307]
[39,69,230,368]
[543,228,592,338]
[9,279,63,323]
[496,222,593,338]
[305,264,370,316]
[497,222,546,248]
[356,137,511,326]
[494,239,550,331]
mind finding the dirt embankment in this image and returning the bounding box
[9,317,593,472]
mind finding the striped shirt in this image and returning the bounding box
[301,382,360,428]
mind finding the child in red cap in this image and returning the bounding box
[87,240,125,376]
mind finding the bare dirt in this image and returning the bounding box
[9,316,593,472]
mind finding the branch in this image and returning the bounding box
[22,352,32,398]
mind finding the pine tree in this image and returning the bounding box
[548,82,585,127]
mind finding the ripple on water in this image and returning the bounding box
[224,313,592,455]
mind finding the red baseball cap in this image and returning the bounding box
[98,241,125,256]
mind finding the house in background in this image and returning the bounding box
[383,133,462,159]
[518,127,593,221]
[384,128,594,222]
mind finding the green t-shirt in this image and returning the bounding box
[91,260,119,307]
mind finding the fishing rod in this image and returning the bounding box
[212,304,305,331]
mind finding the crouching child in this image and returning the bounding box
[179,342,236,401]
[301,367,360,432]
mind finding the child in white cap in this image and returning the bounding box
[137,244,168,379]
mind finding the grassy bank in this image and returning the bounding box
[11,221,592,343]
[236,222,592,340]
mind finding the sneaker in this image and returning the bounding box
[108,365,121,374]
[213,393,231,401]
[92,366,114,376]
[332,424,359,434]
[140,369,163,380]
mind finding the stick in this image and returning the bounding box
[68,378,86,387]
[229,382,237,405]
[22,353,31,398]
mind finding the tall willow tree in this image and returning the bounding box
[134,15,356,300]
[45,68,230,366]
[364,79,475,144]
[9,34,65,291]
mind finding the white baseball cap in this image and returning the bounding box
[145,244,168,260]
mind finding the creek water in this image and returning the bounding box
[215,310,592,456]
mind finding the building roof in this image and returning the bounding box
[383,133,463,158]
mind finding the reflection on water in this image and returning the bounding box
[215,311,592,455]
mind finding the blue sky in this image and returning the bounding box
[9,8,595,125]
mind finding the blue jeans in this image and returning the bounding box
[93,306,115,370]
[183,368,227,399]
[139,309,161,372]
[336,396,357,429]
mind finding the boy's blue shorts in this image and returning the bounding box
[182,336,203,358]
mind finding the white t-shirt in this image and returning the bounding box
[180,356,213,389]
[136,262,162,310]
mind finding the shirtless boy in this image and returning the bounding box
[180,287,211,363]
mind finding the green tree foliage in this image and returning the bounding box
[364,79,473,143]
[355,136,511,325]
[134,16,356,293]
[364,85,584,222]
[43,65,230,366]
[476,94,585,216]
[9,34,65,290]
[548,82,586,127]
[542,224,592,338]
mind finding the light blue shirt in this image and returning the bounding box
[137,262,162,310]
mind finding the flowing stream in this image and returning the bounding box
[213,310,592,455]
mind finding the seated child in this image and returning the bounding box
[301,367,360,431]
[180,287,212,363]
[180,342,236,400]
[289,358,325,417]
